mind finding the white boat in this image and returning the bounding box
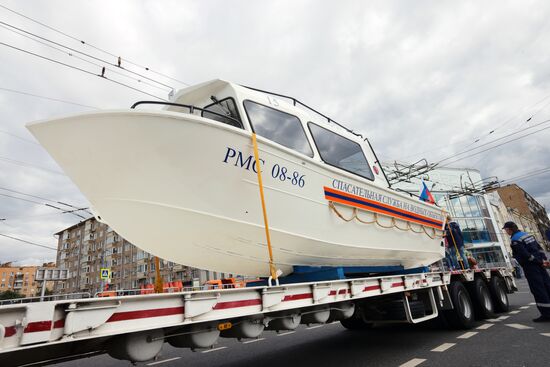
[27,80,445,277]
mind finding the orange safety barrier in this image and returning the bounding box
[98,291,116,297]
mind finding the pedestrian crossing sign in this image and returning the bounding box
[100,268,111,279]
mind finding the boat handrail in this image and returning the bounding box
[131,101,243,127]
[240,84,363,139]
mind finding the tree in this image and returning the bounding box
[0,290,24,300]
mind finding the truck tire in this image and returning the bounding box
[467,277,495,319]
[340,316,373,330]
[340,307,373,330]
[443,281,475,329]
[488,276,510,313]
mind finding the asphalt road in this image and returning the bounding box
[56,278,550,367]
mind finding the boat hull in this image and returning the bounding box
[28,110,445,277]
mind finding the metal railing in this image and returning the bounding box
[0,292,91,306]
[93,283,247,298]
[130,101,242,127]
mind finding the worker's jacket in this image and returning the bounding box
[444,221,464,248]
[510,231,547,267]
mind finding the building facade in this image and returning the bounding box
[54,218,228,295]
[492,184,550,250]
[384,165,511,267]
[0,262,55,297]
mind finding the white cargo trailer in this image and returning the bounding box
[0,266,515,366]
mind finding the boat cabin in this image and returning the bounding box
[165,79,389,188]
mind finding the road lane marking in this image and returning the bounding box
[486,318,501,322]
[508,310,521,314]
[147,357,182,366]
[529,302,536,305]
[505,323,533,330]
[277,331,296,336]
[399,358,426,367]
[457,331,478,339]
[201,346,228,353]
[497,315,510,320]
[431,343,456,352]
[541,333,550,337]
[306,325,325,329]
[477,323,494,330]
[243,338,265,344]
[520,306,530,309]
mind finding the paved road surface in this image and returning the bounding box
[56,279,550,367]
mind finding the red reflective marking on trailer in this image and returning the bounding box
[5,326,17,337]
[53,319,65,329]
[107,306,184,322]
[24,321,52,333]
[392,282,404,288]
[328,289,349,296]
[283,293,313,301]
[213,299,261,309]
[364,285,381,291]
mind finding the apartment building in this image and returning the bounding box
[54,217,227,295]
[492,184,550,250]
[0,262,55,297]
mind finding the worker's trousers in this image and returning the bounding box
[523,263,550,317]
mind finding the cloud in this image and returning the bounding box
[1,0,550,265]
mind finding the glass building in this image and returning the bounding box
[383,165,510,267]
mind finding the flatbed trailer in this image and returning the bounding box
[0,266,516,366]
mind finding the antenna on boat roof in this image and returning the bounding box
[240,84,364,139]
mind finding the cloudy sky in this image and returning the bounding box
[1,0,550,265]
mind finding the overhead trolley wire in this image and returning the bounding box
[439,122,550,167]
[0,126,41,145]
[0,233,57,251]
[0,41,168,101]
[0,86,98,110]
[396,91,550,163]
[388,118,550,184]
[0,24,171,94]
[0,193,88,219]
[0,155,65,175]
[0,19,175,91]
[0,20,174,92]
[500,166,550,184]
[0,186,89,212]
[0,3,190,86]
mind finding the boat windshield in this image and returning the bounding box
[201,97,243,128]
[243,100,313,157]
[308,122,374,180]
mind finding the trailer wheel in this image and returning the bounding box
[443,281,474,329]
[467,277,495,319]
[488,276,510,313]
[340,307,373,330]
[340,316,373,330]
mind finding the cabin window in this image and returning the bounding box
[201,97,243,128]
[308,123,374,180]
[243,100,313,157]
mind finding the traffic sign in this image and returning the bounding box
[100,268,111,279]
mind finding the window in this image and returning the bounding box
[202,97,243,128]
[243,100,313,157]
[308,123,374,180]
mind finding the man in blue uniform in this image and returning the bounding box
[445,215,469,270]
[503,221,550,322]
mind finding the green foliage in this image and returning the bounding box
[0,290,24,300]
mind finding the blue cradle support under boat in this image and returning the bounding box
[246,264,431,286]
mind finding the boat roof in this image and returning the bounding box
[170,79,365,143]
